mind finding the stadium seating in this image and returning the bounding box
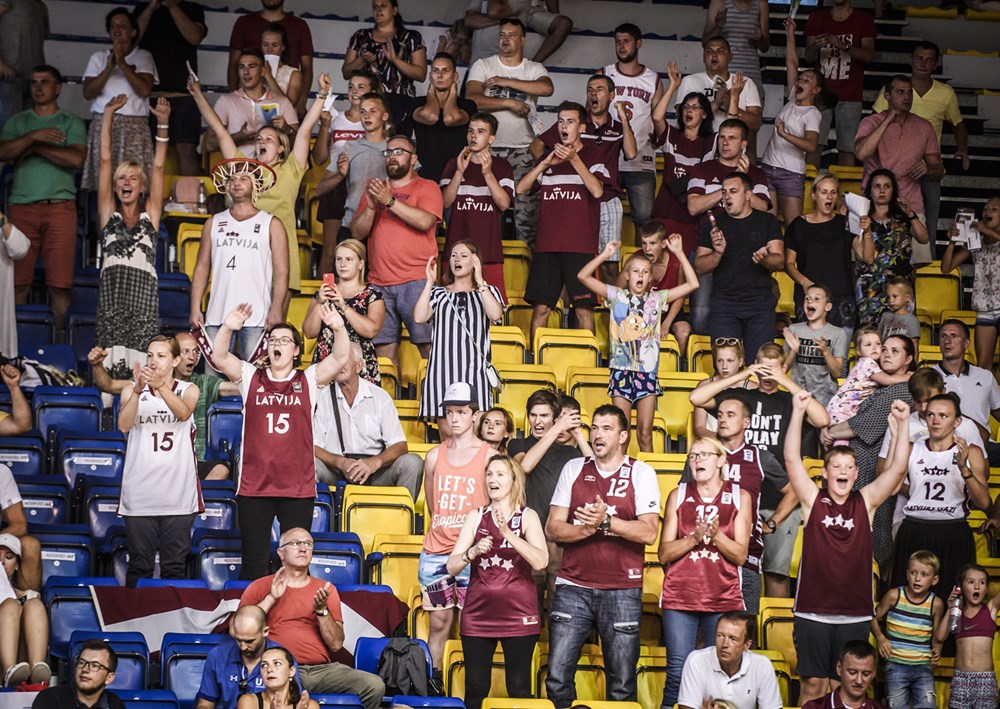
[32,386,103,445]
[309,532,365,585]
[57,430,127,487]
[365,533,423,601]
[341,486,416,554]
[45,576,113,659]
[192,530,243,590]
[35,526,94,579]
[205,400,244,459]
[70,630,150,690]
[533,328,601,391]
[0,433,47,477]
[354,636,432,678]
[15,304,56,345]
[535,643,604,702]
[161,633,228,709]
[121,690,182,709]
[17,477,71,525]
[310,696,364,709]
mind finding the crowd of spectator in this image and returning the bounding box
[3,0,1000,708]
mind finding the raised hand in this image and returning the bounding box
[791,389,812,411]
[479,148,493,175]
[456,147,472,174]
[131,361,146,393]
[319,301,345,330]
[269,567,288,600]
[783,327,801,352]
[105,94,129,115]
[88,347,109,367]
[223,303,253,331]
[151,96,171,124]
[470,535,492,560]
[665,233,685,254]
[313,581,331,612]
[318,72,332,93]
[666,61,681,87]
[0,364,21,389]
[425,255,438,284]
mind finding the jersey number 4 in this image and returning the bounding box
[266,412,290,434]
[226,256,237,270]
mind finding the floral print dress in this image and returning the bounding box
[855,215,914,328]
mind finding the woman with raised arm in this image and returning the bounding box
[261,23,304,110]
[94,95,170,380]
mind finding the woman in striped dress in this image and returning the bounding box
[414,240,505,423]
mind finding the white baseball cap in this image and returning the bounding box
[0,533,21,557]
[441,381,476,408]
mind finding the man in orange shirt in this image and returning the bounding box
[239,528,384,709]
[351,134,443,373]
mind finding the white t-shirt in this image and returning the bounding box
[467,54,549,149]
[878,411,986,461]
[550,456,660,511]
[677,647,783,709]
[933,363,1000,430]
[0,464,22,512]
[761,100,822,175]
[676,71,761,131]
[83,47,159,116]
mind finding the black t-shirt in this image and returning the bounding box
[411,96,478,183]
[33,685,127,709]
[784,214,854,300]
[698,209,783,300]
[728,388,795,509]
[136,1,206,92]
[508,435,582,527]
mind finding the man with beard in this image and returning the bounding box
[351,134,443,369]
[195,606,290,709]
[33,640,125,709]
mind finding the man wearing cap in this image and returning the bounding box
[419,382,495,688]
[189,158,288,362]
[239,528,384,709]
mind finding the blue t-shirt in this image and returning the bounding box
[196,638,297,709]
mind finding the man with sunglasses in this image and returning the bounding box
[33,639,124,709]
[351,134,443,374]
[240,528,385,709]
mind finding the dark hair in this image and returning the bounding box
[432,51,457,69]
[443,239,482,285]
[886,276,914,298]
[588,74,615,94]
[823,444,857,466]
[805,282,832,301]
[557,100,587,124]
[239,48,266,64]
[360,92,392,134]
[348,70,383,95]
[78,639,119,672]
[926,392,962,418]
[718,118,749,141]
[260,22,291,66]
[940,318,971,340]
[614,23,642,41]
[593,403,628,432]
[477,407,514,452]
[558,395,582,414]
[865,168,907,221]
[267,323,304,367]
[33,64,63,84]
[839,640,876,663]
[263,647,301,705]
[105,7,137,33]
[527,389,560,418]
[703,36,731,52]
[958,562,988,586]
[799,68,838,112]
[886,74,913,94]
[718,611,755,644]
[371,0,405,35]
[883,334,917,372]
[912,40,940,61]
[676,92,714,135]
[639,221,666,240]
[499,17,526,35]
[717,392,751,419]
[723,171,753,193]
[469,112,499,135]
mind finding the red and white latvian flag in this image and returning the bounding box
[91,586,407,664]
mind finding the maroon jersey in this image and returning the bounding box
[687,159,773,231]
[534,144,611,254]
[461,505,541,637]
[661,481,745,612]
[238,366,317,498]
[539,117,624,201]
[440,156,515,264]
[794,490,874,616]
[725,444,764,573]
[557,457,653,589]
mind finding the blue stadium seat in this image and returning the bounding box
[17,476,71,525]
[192,530,242,590]
[159,275,192,321]
[66,309,98,369]
[15,304,55,345]
[309,533,364,586]
[196,482,238,532]
[310,696,364,709]
[0,433,47,477]
[58,431,127,487]
[135,579,209,589]
[222,579,250,592]
[353,637,432,677]
[32,386,102,444]
[161,633,227,709]
[42,575,119,604]
[46,583,106,659]
[121,689,181,709]
[389,698,465,709]
[22,344,80,377]
[86,483,124,540]
[71,270,101,313]
[315,484,334,532]
[205,401,243,459]
[70,631,149,690]
[34,526,93,579]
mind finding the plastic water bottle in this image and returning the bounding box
[197,182,207,214]
[948,595,963,633]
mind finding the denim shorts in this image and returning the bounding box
[418,551,469,610]
[885,662,936,709]
[374,279,433,346]
[760,162,806,200]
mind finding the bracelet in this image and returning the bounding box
[157,123,169,129]
[155,136,169,142]
[461,550,470,563]
[317,92,329,100]
[385,196,396,208]
[962,473,973,480]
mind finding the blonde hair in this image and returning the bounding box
[690,436,729,478]
[113,160,148,200]
[487,454,526,509]
[257,125,291,167]
[335,238,368,285]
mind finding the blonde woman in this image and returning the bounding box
[447,455,547,709]
[303,239,385,383]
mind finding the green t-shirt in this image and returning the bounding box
[1,108,86,204]
[190,373,222,460]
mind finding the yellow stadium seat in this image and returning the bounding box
[491,325,528,365]
[536,643,605,702]
[566,367,612,416]
[639,452,688,476]
[656,372,708,451]
[643,551,665,605]
[502,240,532,294]
[758,597,796,676]
[496,364,557,417]
[377,357,399,399]
[658,335,681,374]
[594,305,610,356]
[408,443,435,459]
[342,486,415,554]
[640,605,663,648]
[178,222,204,281]
[626,412,668,457]
[905,6,958,19]
[654,472,681,506]
[506,294,562,343]
[394,400,426,444]
[774,271,795,318]
[917,314,935,348]
[482,701,553,709]
[398,330,425,389]
[967,8,1000,20]
[287,293,316,368]
[534,328,602,391]
[686,334,712,372]
[573,702,641,709]
[368,534,423,602]
[755,650,793,706]
[915,272,961,323]
[407,584,458,643]
[636,647,666,709]
[448,641,540,701]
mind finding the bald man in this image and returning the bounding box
[89,332,239,479]
[196,606,294,709]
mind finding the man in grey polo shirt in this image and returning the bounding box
[313,343,423,500]
[677,611,783,709]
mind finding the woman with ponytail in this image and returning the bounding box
[237,647,317,709]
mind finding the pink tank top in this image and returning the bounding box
[423,443,489,555]
[955,604,997,640]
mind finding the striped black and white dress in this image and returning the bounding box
[418,285,505,420]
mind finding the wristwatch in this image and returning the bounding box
[765,518,777,532]
[599,514,612,532]
[385,196,396,209]
[315,608,329,617]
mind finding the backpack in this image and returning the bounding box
[14,356,85,389]
[376,638,429,697]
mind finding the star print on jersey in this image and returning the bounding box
[821,514,855,530]
[687,548,721,563]
[606,505,618,517]
[501,558,514,571]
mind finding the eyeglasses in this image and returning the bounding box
[714,337,741,347]
[269,336,295,346]
[280,539,314,549]
[382,147,414,157]
[76,658,112,673]
[687,451,719,461]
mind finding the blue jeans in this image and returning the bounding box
[709,294,777,364]
[546,585,642,708]
[661,610,722,708]
[885,661,936,709]
[205,324,265,365]
[619,171,655,232]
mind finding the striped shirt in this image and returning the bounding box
[720,0,763,82]
[886,587,936,665]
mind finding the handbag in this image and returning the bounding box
[444,291,504,391]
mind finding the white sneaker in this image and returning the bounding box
[3,662,29,688]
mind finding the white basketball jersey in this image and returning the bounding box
[903,438,969,521]
[205,208,274,328]
[120,380,202,516]
[603,63,659,173]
